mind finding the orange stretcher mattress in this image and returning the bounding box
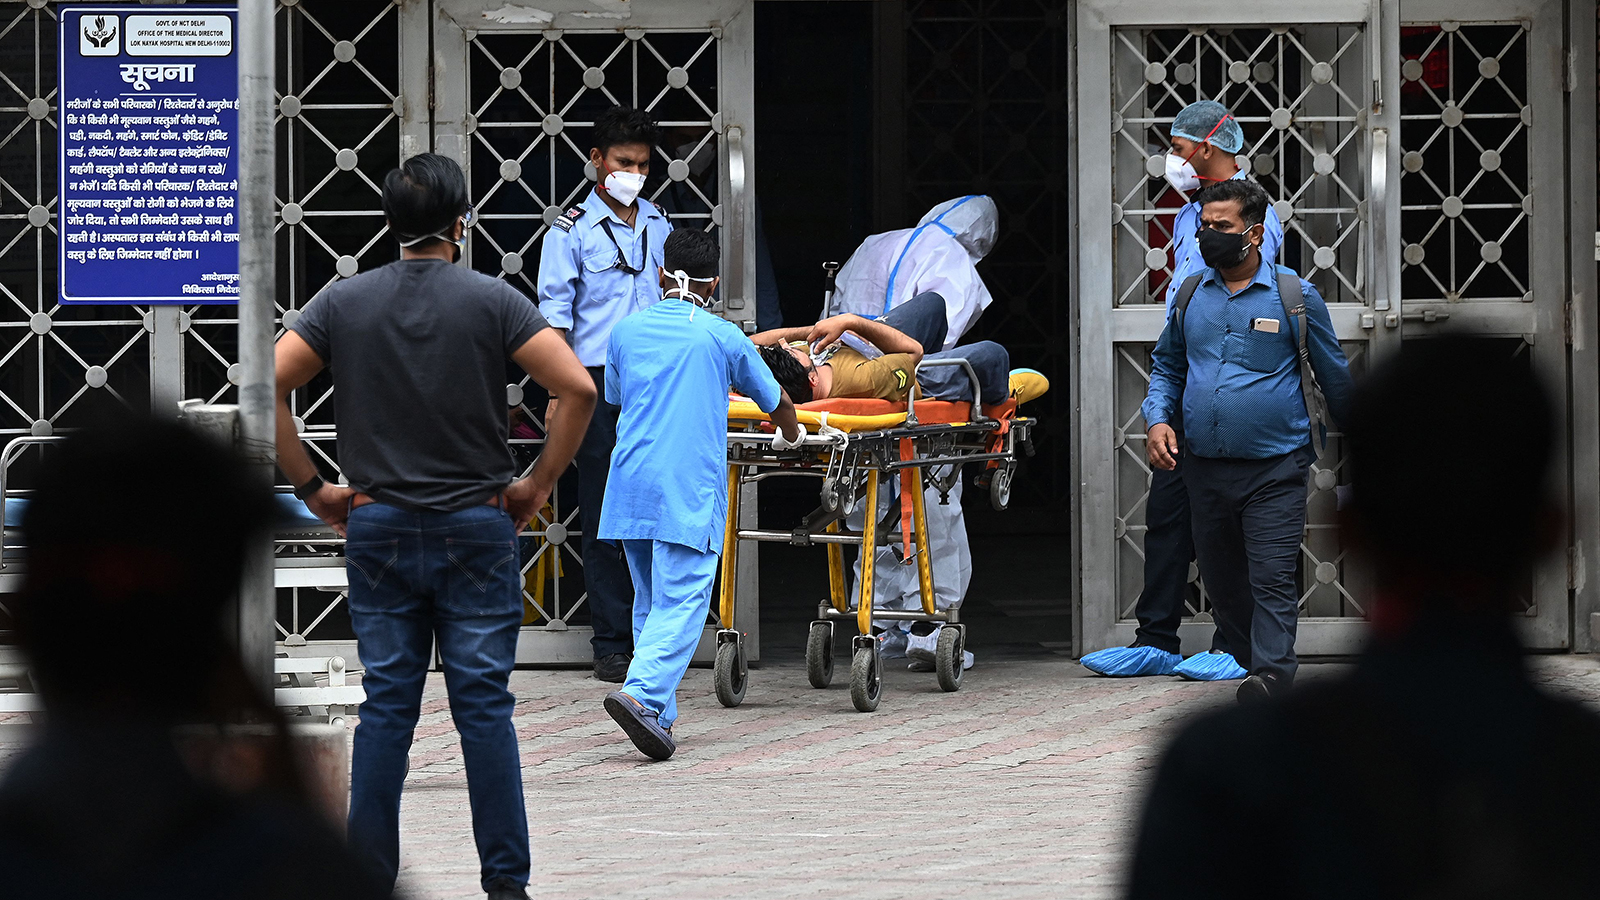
[727,395,989,432]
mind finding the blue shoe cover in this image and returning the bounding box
[1080,645,1181,677]
[1173,650,1248,681]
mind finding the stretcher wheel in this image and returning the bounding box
[989,467,1012,511]
[935,626,964,693]
[805,622,834,689]
[714,640,747,708]
[849,647,882,712]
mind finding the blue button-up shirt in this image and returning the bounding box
[599,298,783,552]
[1164,171,1285,310]
[537,186,672,367]
[1143,261,1354,460]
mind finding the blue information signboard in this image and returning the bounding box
[58,6,239,305]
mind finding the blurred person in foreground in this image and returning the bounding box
[1126,338,1600,899]
[0,419,387,900]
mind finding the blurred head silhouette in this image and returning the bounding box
[1344,337,1557,622]
[15,416,274,720]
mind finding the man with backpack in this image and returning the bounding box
[1141,178,1353,703]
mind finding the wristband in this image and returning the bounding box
[293,474,326,501]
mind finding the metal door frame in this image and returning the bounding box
[1073,0,1593,654]
[1388,0,1576,648]
[427,0,761,663]
[1075,0,1387,657]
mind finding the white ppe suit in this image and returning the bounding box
[833,196,998,629]
[825,195,998,349]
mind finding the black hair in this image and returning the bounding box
[1346,338,1553,583]
[382,152,469,246]
[757,344,813,405]
[663,229,719,279]
[1193,178,1269,228]
[593,105,661,155]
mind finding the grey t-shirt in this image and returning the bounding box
[289,259,547,512]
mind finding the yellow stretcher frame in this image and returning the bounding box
[713,399,1035,713]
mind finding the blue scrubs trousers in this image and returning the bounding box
[619,539,720,729]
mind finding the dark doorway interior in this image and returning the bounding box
[752,2,1071,659]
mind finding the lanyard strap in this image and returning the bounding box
[599,218,647,276]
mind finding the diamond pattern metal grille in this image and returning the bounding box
[1398,23,1530,304]
[1108,24,1373,627]
[900,0,1069,509]
[465,28,725,632]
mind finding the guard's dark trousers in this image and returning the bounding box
[1183,447,1312,685]
[577,365,635,658]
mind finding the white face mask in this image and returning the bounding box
[603,169,646,206]
[1164,153,1201,193]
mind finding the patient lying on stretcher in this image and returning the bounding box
[749,290,1046,412]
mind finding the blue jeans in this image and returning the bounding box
[344,502,529,893]
[880,290,1010,405]
[620,539,720,730]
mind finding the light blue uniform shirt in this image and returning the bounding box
[1164,171,1284,310]
[536,186,672,367]
[599,299,784,552]
[1143,261,1353,460]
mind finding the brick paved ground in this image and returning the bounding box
[3,652,1597,899]
[389,653,1600,900]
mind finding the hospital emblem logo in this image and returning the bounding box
[80,15,119,56]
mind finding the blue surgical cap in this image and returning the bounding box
[1170,100,1244,155]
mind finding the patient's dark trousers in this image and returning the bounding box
[880,291,1010,405]
[1183,446,1312,685]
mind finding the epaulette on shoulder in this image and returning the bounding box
[552,205,586,233]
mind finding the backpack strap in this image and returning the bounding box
[1171,272,1204,334]
[1275,265,1330,460]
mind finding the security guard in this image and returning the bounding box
[538,106,672,682]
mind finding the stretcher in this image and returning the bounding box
[715,359,1037,712]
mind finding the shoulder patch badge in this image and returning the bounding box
[552,205,586,233]
[894,370,909,390]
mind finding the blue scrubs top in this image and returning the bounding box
[536,186,672,367]
[599,298,783,552]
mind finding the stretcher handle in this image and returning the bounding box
[0,435,67,569]
[908,357,986,427]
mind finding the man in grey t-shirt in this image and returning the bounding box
[274,154,596,900]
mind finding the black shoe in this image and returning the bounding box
[1236,673,1280,704]
[593,652,631,683]
[485,876,529,900]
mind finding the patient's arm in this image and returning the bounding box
[809,314,923,366]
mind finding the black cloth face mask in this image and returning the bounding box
[1197,225,1257,270]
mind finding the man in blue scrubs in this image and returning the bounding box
[538,106,673,683]
[1081,99,1284,682]
[599,229,802,761]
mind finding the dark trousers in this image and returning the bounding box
[577,366,634,658]
[1184,448,1312,685]
[881,290,1010,404]
[1133,436,1230,656]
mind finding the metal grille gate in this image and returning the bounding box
[1076,0,1585,654]
[0,0,759,664]
[432,0,758,662]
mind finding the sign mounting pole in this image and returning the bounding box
[237,0,276,694]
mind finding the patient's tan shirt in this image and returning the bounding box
[826,349,918,403]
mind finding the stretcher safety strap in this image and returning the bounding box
[898,437,916,564]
